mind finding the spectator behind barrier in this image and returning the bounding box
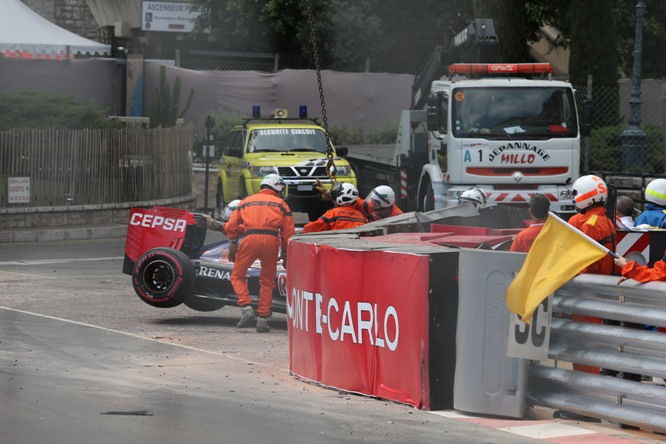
[616,195,636,230]
[510,193,550,253]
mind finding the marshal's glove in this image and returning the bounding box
[314,179,330,199]
[228,242,238,262]
[202,214,225,232]
[280,254,287,269]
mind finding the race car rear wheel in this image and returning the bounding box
[132,248,195,308]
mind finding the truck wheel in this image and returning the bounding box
[215,182,225,214]
[132,248,195,308]
[419,179,435,212]
[239,180,248,199]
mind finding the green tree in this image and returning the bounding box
[569,0,618,87]
[192,0,473,73]
[615,0,666,79]
[569,0,619,126]
[193,0,666,79]
[149,66,194,128]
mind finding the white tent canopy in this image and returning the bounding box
[1,0,111,60]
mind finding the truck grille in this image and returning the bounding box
[277,166,328,178]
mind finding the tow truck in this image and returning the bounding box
[345,19,585,217]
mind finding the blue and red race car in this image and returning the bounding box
[122,206,287,313]
[122,204,541,313]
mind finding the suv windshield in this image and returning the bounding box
[451,87,577,139]
[248,128,329,153]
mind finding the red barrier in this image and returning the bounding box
[430,223,490,236]
[287,241,431,409]
[433,234,513,248]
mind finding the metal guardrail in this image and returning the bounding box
[528,273,666,432]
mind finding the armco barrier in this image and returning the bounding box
[528,274,666,433]
[287,227,527,416]
[287,206,666,433]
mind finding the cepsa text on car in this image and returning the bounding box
[129,213,187,232]
[288,287,399,351]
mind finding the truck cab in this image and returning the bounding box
[216,107,356,220]
[417,63,579,215]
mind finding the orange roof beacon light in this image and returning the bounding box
[448,63,554,75]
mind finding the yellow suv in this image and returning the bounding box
[216,108,356,221]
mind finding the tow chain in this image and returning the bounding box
[305,0,336,184]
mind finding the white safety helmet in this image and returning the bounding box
[221,199,241,222]
[367,185,396,209]
[260,173,286,194]
[330,182,359,206]
[645,178,666,206]
[571,174,608,211]
[458,187,487,208]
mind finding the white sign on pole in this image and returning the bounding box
[141,2,201,33]
[8,177,30,203]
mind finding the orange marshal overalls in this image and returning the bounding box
[224,189,295,318]
[354,198,403,221]
[510,219,547,253]
[620,259,666,333]
[302,206,367,233]
[568,206,617,373]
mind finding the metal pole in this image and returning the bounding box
[662,77,666,174]
[584,75,592,173]
[114,46,127,117]
[204,115,215,213]
[620,1,647,171]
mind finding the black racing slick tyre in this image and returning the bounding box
[132,247,195,308]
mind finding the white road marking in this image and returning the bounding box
[0,257,123,266]
[429,410,477,419]
[0,305,287,372]
[0,270,56,279]
[498,423,596,439]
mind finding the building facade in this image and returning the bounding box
[23,0,100,41]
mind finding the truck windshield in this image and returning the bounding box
[248,128,329,153]
[451,87,577,139]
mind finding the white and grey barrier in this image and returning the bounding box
[527,274,666,433]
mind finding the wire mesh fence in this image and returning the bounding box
[0,126,193,208]
[178,50,276,72]
[576,79,665,176]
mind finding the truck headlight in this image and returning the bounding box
[334,165,351,176]
[251,166,277,176]
[559,189,572,200]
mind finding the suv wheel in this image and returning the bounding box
[215,182,225,213]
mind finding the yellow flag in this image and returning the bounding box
[505,212,609,323]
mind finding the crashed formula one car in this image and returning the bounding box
[123,204,535,313]
[122,206,287,313]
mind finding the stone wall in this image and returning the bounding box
[0,164,214,229]
[23,0,100,41]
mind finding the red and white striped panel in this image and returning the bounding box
[400,169,408,199]
[616,231,650,265]
[486,192,557,203]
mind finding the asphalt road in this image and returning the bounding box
[0,236,596,443]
